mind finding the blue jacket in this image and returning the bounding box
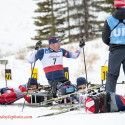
[107,16,125,44]
[102,8,125,51]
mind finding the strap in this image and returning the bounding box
[104,92,111,112]
[99,94,104,113]
[111,19,125,32]
[102,93,107,112]
[94,96,100,113]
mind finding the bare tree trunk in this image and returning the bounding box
[66,0,71,43]
[82,0,89,39]
[73,0,82,39]
[51,0,56,36]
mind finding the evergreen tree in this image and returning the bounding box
[92,0,114,34]
[33,0,114,44]
[33,0,66,43]
[70,0,100,40]
[93,0,114,13]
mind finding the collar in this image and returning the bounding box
[48,47,60,52]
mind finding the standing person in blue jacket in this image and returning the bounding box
[28,36,84,97]
[102,0,125,93]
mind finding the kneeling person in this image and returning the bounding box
[24,78,50,104]
[0,78,45,104]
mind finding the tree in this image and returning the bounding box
[33,0,114,44]
[91,0,114,35]
[71,0,100,40]
[33,0,66,43]
[93,0,114,13]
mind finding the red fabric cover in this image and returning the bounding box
[84,97,95,113]
[114,0,125,8]
[0,89,16,104]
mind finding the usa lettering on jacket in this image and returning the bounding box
[107,15,125,44]
[111,26,125,37]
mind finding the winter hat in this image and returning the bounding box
[114,0,125,8]
[27,78,38,87]
[48,36,60,44]
[76,77,87,87]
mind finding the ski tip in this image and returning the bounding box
[37,113,54,118]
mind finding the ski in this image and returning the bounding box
[50,103,79,110]
[39,83,103,105]
[22,83,104,107]
[37,105,80,118]
[36,84,104,118]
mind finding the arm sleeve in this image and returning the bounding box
[27,49,44,63]
[27,50,37,63]
[24,95,31,103]
[102,20,111,46]
[61,48,81,59]
[35,49,44,61]
[18,85,31,103]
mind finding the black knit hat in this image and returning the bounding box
[76,77,87,87]
[48,36,60,44]
[27,78,38,88]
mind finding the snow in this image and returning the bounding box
[0,0,125,125]
[1,99,125,125]
[0,0,36,56]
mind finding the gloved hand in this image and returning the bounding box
[35,40,42,50]
[79,38,85,48]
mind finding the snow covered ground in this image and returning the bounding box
[1,37,125,125]
[0,0,125,124]
[1,101,125,125]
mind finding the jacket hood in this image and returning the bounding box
[112,8,125,19]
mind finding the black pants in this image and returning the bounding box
[48,78,67,98]
[106,49,125,93]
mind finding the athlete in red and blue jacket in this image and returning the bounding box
[28,36,84,97]
[0,78,38,104]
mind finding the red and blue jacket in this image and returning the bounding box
[0,85,31,104]
[28,48,80,81]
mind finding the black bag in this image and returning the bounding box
[85,92,110,113]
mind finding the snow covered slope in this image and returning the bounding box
[0,0,36,56]
[0,1,125,124]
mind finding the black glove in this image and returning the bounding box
[35,40,42,50]
[79,38,85,48]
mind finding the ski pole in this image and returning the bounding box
[80,38,88,82]
[5,60,8,87]
[22,40,42,112]
[22,62,36,112]
[83,44,88,82]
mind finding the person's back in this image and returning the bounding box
[102,0,125,93]
[102,0,125,52]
